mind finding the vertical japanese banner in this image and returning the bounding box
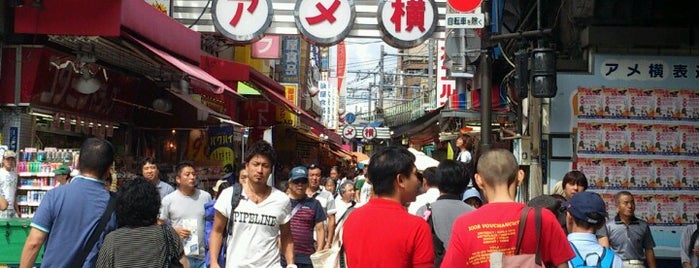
[436,40,455,107]
[276,84,298,126]
[281,37,300,83]
[207,125,235,168]
[337,42,346,94]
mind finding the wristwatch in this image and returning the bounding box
[286,264,298,268]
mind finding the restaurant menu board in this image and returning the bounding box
[574,87,699,227]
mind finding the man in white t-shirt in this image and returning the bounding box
[306,164,336,249]
[334,181,356,224]
[407,167,439,215]
[0,150,18,218]
[209,141,295,268]
[160,161,212,268]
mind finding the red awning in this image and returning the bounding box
[127,36,237,96]
[14,0,200,63]
[200,55,343,145]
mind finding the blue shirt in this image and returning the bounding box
[605,215,656,261]
[31,176,117,268]
[567,232,623,268]
[157,180,175,200]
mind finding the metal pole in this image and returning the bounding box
[480,1,492,153]
[428,39,434,105]
[379,45,385,113]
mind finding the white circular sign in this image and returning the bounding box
[295,0,356,46]
[362,126,377,140]
[212,0,273,43]
[342,125,356,140]
[377,0,438,48]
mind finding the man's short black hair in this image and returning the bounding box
[436,160,469,195]
[78,138,114,179]
[367,146,415,196]
[140,157,159,169]
[175,161,195,177]
[422,167,439,188]
[245,140,277,166]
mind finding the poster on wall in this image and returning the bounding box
[574,86,699,258]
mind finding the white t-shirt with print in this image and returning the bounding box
[214,186,291,268]
[0,169,18,212]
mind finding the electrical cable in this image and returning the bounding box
[188,0,212,29]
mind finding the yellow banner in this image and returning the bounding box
[276,84,297,126]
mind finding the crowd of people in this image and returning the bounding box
[0,137,695,267]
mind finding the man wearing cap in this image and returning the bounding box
[462,187,483,208]
[563,191,623,268]
[285,166,326,268]
[140,157,174,200]
[53,164,72,186]
[0,150,18,218]
[604,191,657,268]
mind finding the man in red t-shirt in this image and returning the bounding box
[342,146,434,268]
[442,149,574,268]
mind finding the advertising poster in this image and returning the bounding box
[207,126,235,168]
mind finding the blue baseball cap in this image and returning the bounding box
[562,191,607,224]
[289,166,308,182]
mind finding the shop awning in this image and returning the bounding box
[168,90,242,126]
[128,36,236,96]
[15,0,199,62]
[200,55,343,145]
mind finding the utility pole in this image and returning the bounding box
[428,39,434,105]
[379,45,385,114]
[479,2,492,153]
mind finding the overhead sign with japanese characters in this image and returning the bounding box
[281,37,301,83]
[338,126,391,140]
[295,0,356,46]
[445,13,484,29]
[377,0,438,48]
[212,0,273,42]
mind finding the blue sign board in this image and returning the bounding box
[8,127,18,151]
[345,113,356,124]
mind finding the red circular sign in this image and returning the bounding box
[448,0,482,12]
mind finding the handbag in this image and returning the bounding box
[162,225,184,268]
[310,202,355,268]
[497,207,544,268]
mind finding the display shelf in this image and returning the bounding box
[18,186,53,191]
[17,202,41,207]
[19,172,55,177]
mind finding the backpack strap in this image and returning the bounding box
[514,207,531,255]
[426,203,446,265]
[226,183,243,236]
[599,247,615,268]
[568,242,586,267]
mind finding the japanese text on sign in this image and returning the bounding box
[282,37,300,83]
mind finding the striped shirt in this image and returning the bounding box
[97,225,184,268]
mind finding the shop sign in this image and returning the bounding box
[281,37,301,83]
[212,0,273,43]
[362,126,377,140]
[377,0,438,48]
[338,126,391,140]
[9,127,18,151]
[208,125,236,167]
[241,100,275,127]
[294,0,355,46]
[342,125,356,140]
[436,40,455,107]
[600,57,699,82]
[252,35,281,59]
[276,84,298,126]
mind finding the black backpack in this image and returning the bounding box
[425,203,445,267]
[689,222,699,258]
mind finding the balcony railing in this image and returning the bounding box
[355,89,438,127]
